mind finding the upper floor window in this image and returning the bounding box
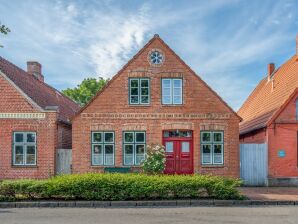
[123,131,146,166]
[13,132,37,166]
[201,131,224,165]
[91,132,115,166]
[296,99,298,120]
[162,78,182,105]
[129,78,150,105]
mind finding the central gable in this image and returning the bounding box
[76,35,239,120]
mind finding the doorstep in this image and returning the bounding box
[0,200,298,208]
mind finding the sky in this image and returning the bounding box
[0,0,297,110]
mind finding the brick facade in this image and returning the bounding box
[0,57,79,179]
[72,35,240,177]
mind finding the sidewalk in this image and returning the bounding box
[240,187,298,201]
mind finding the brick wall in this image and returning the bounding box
[72,37,240,178]
[0,74,58,179]
[57,123,72,149]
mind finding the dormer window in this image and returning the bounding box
[129,78,150,105]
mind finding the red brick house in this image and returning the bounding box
[0,57,80,179]
[72,35,241,177]
[238,36,298,185]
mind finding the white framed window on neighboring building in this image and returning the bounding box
[13,132,37,166]
[91,131,115,166]
[201,131,224,165]
[123,131,146,166]
[162,78,182,105]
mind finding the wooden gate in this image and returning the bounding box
[56,149,72,175]
[240,143,268,186]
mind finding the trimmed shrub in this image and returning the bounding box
[0,174,243,201]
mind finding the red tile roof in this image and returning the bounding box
[0,56,80,123]
[238,54,298,134]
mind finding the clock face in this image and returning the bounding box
[150,50,164,65]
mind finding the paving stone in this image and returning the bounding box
[39,201,59,207]
[214,200,234,206]
[0,202,16,208]
[76,201,94,208]
[176,200,191,206]
[93,201,111,207]
[58,201,76,207]
[15,202,39,208]
[191,200,214,206]
[111,201,137,207]
[277,201,295,205]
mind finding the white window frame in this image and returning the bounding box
[129,78,150,105]
[91,131,115,166]
[13,132,37,166]
[162,78,182,105]
[123,131,146,166]
[201,131,224,165]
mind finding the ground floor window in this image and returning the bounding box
[201,131,224,165]
[123,131,146,165]
[13,132,37,166]
[91,131,114,166]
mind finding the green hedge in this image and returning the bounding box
[0,174,243,201]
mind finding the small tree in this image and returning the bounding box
[142,144,166,174]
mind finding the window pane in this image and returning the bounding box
[165,142,173,152]
[141,96,149,104]
[124,145,133,165]
[93,145,103,165]
[202,144,211,164]
[213,144,223,164]
[135,132,145,143]
[26,154,35,165]
[141,79,149,87]
[124,132,134,143]
[130,96,139,104]
[202,132,211,142]
[104,133,114,143]
[104,145,114,165]
[27,145,35,154]
[163,131,169,137]
[136,145,145,165]
[162,79,171,88]
[93,133,102,143]
[15,133,23,143]
[141,88,149,95]
[163,87,171,96]
[93,144,102,154]
[130,87,138,95]
[26,133,36,143]
[181,142,190,153]
[173,96,182,104]
[173,88,181,96]
[163,96,171,104]
[214,132,223,142]
[173,79,182,88]
[15,155,24,165]
[15,145,24,154]
[130,80,139,88]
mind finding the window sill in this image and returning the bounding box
[161,104,184,107]
[11,165,38,168]
[201,165,224,168]
[128,104,151,107]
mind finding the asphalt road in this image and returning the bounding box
[0,206,298,224]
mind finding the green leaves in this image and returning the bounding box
[62,77,109,106]
[0,174,243,201]
[142,144,166,174]
[0,22,10,48]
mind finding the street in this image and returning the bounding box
[0,206,297,224]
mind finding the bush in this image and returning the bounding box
[142,144,166,174]
[0,174,243,201]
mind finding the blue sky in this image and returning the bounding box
[0,0,297,110]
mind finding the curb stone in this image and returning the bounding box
[0,200,298,208]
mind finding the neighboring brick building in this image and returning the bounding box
[72,35,241,177]
[0,57,80,179]
[238,36,298,185]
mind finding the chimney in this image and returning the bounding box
[267,63,275,80]
[27,61,44,82]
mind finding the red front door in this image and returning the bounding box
[163,130,193,174]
